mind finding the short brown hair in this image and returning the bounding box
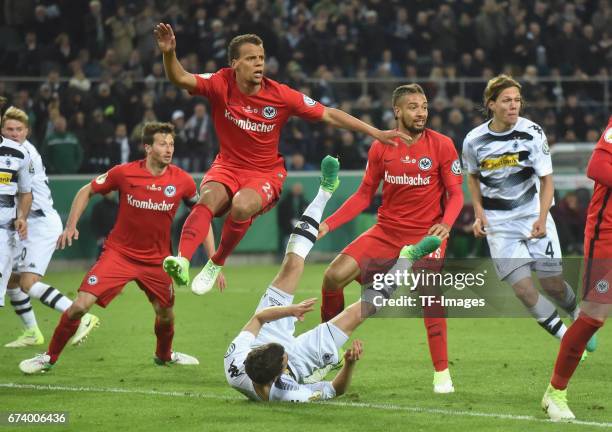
[392,84,425,106]
[244,343,285,385]
[142,122,174,146]
[483,74,522,117]
[227,34,263,65]
[2,106,29,128]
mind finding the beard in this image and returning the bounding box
[399,117,426,134]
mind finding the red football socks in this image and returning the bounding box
[424,317,448,371]
[551,314,603,390]
[211,216,251,266]
[321,289,345,322]
[48,312,81,363]
[178,204,213,260]
[154,318,174,362]
[422,299,448,372]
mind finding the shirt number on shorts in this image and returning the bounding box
[262,182,273,202]
[545,241,554,258]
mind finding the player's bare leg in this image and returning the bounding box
[152,301,198,366]
[539,275,597,352]
[321,254,361,321]
[165,181,229,287]
[19,292,98,374]
[507,271,570,341]
[543,301,609,421]
[192,188,262,295]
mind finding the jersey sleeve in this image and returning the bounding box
[224,331,255,392]
[16,150,33,193]
[529,126,553,177]
[282,86,325,121]
[270,375,336,402]
[438,137,463,187]
[90,165,122,194]
[462,136,480,174]
[182,174,199,207]
[190,69,228,99]
[595,117,612,156]
[324,143,383,231]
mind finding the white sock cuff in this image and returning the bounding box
[28,282,50,299]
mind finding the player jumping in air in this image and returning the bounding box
[317,84,464,393]
[19,122,217,374]
[463,75,597,353]
[224,155,441,401]
[154,24,411,295]
[2,107,98,348]
[541,116,612,421]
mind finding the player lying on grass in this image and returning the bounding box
[1,106,98,348]
[19,122,218,374]
[541,116,612,422]
[224,155,441,401]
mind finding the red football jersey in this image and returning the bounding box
[585,116,612,237]
[191,68,325,171]
[326,129,463,233]
[90,160,197,264]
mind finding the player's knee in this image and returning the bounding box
[19,273,41,292]
[230,197,258,220]
[67,302,89,319]
[155,307,174,323]
[7,273,20,289]
[323,266,343,290]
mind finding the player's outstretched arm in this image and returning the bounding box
[57,183,96,250]
[331,339,363,396]
[242,298,317,337]
[320,107,412,147]
[154,23,197,92]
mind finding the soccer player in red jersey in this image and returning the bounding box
[154,24,411,295]
[542,116,612,421]
[19,123,215,374]
[317,84,464,393]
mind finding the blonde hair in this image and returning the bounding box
[2,106,29,128]
[483,74,522,117]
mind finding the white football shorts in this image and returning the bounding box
[12,211,62,276]
[486,213,563,280]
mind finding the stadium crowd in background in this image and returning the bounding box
[0,0,611,175]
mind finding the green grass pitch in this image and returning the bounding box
[1,264,610,431]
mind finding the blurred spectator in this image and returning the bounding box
[43,116,83,174]
[90,192,119,258]
[84,0,106,58]
[287,152,314,171]
[276,182,307,258]
[105,5,135,65]
[184,103,216,171]
[551,191,587,254]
